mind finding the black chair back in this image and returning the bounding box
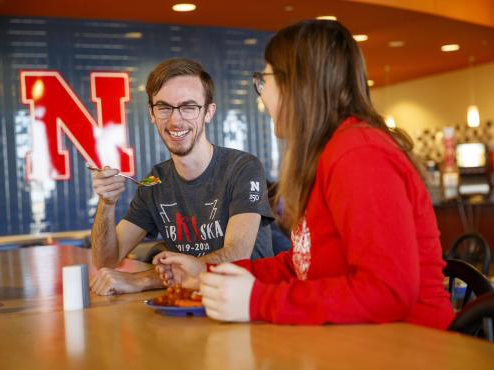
[446,232,491,275]
[443,259,494,309]
[449,292,494,341]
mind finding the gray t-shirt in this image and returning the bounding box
[124,145,274,259]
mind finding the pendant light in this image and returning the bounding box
[467,56,480,128]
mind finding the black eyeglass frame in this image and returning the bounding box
[150,103,204,121]
[252,72,276,96]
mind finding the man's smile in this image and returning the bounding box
[167,129,191,140]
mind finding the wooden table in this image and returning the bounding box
[0,230,91,247]
[1,246,494,370]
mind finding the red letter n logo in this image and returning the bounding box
[19,71,135,180]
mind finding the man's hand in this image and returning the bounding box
[90,268,149,295]
[92,166,126,205]
[152,251,206,290]
[199,263,255,322]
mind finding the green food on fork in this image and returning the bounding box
[86,163,161,187]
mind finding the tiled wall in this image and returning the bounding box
[415,122,494,163]
[0,16,277,236]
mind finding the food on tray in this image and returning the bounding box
[140,175,161,185]
[153,286,203,307]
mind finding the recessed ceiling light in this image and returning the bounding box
[441,44,460,52]
[388,40,404,48]
[316,15,337,21]
[124,32,143,39]
[244,38,257,45]
[284,5,294,12]
[172,3,196,12]
[367,80,375,87]
[353,34,368,42]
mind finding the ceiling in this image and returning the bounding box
[1,0,494,87]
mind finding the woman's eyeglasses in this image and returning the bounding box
[252,72,275,96]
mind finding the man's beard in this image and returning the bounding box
[161,121,205,157]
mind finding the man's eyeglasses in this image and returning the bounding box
[252,72,275,96]
[151,103,203,121]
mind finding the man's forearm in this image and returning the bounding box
[200,243,252,264]
[131,269,164,290]
[91,200,120,268]
[91,268,164,295]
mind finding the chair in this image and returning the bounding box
[449,292,494,341]
[446,232,491,275]
[443,259,494,310]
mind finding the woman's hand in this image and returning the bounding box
[199,263,255,322]
[152,251,206,290]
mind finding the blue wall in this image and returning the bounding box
[0,16,276,236]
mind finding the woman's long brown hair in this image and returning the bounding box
[266,20,419,231]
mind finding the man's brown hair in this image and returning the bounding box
[146,58,214,106]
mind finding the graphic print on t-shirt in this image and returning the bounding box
[249,180,260,203]
[158,199,224,256]
[204,199,218,219]
[292,217,312,280]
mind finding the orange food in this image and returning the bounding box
[154,286,203,307]
[175,300,204,307]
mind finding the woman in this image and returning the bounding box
[154,19,455,329]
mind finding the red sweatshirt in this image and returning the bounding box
[235,116,455,329]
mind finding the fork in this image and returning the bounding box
[85,164,155,187]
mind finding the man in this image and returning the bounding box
[90,58,273,295]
